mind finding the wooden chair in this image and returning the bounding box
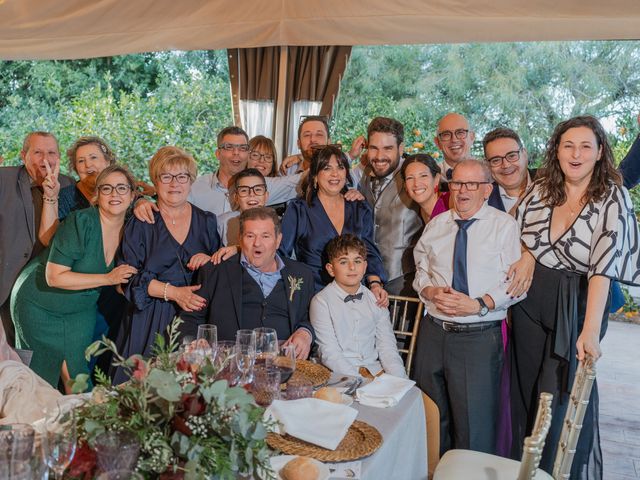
[387,294,423,376]
[433,393,554,480]
[552,355,597,479]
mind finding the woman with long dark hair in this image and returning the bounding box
[510,115,640,478]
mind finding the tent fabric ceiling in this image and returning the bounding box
[1,0,639,60]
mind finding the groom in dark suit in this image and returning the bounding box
[179,206,315,358]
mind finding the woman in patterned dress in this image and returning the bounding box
[509,116,640,479]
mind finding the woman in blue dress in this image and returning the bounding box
[113,146,220,383]
[279,145,388,305]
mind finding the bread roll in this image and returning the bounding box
[280,456,319,480]
[314,386,342,404]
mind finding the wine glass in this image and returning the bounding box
[196,324,218,362]
[235,329,256,386]
[274,344,297,385]
[254,327,278,368]
[214,340,240,386]
[42,412,76,480]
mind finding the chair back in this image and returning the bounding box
[552,355,597,479]
[387,295,423,376]
[517,392,553,480]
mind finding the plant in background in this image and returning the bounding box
[66,319,275,480]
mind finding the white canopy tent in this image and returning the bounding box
[2,0,639,155]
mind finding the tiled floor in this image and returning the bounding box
[600,320,640,479]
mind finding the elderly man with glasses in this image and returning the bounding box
[412,158,524,456]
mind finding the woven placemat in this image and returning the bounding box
[290,360,331,388]
[266,420,382,462]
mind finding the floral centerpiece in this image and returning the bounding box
[66,319,275,480]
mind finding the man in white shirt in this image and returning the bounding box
[134,127,301,220]
[412,159,523,456]
[434,113,475,181]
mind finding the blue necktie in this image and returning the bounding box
[452,219,476,295]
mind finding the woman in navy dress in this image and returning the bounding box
[279,145,388,305]
[114,146,220,383]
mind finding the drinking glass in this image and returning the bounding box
[253,327,278,367]
[283,376,314,400]
[196,324,218,361]
[96,470,143,480]
[214,340,240,386]
[274,344,297,385]
[95,430,140,473]
[252,366,281,407]
[42,409,76,480]
[0,423,35,463]
[0,461,32,480]
[235,329,256,386]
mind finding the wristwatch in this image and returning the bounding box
[475,297,489,317]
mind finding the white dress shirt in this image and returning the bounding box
[190,171,301,216]
[412,203,523,323]
[310,281,407,378]
[498,171,532,214]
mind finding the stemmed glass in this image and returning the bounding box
[42,410,77,480]
[196,324,218,363]
[274,344,297,385]
[254,327,278,368]
[235,329,256,386]
[214,340,240,386]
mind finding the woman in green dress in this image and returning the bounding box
[10,165,138,388]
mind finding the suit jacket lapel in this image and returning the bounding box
[225,257,244,330]
[280,264,296,334]
[359,167,376,206]
[18,168,35,244]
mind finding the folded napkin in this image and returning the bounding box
[355,373,415,408]
[266,398,358,450]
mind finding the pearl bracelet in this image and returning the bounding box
[163,282,171,302]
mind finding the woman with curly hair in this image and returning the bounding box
[509,115,640,478]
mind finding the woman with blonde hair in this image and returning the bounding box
[113,146,220,383]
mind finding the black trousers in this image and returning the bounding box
[414,316,503,455]
[510,264,606,479]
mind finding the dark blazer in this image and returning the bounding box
[0,165,73,305]
[487,168,538,212]
[179,254,315,341]
[619,133,640,190]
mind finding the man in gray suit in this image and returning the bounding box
[358,117,423,295]
[0,131,74,345]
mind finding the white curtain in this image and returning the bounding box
[287,100,321,156]
[239,100,275,139]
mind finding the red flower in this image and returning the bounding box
[131,355,149,381]
[67,441,97,480]
[181,393,206,416]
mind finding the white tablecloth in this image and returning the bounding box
[331,382,428,480]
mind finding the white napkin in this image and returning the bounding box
[355,373,415,408]
[266,398,358,450]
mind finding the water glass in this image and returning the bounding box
[235,329,256,386]
[214,340,240,386]
[252,366,281,407]
[283,377,314,400]
[0,461,32,480]
[254,327,278,367]
[196,324,218,360]
[95,430,140,473]
[0,423,35,463]
[274,344,297,385]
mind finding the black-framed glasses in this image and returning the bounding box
[236,184,267,197]
[449,181,490,191]
[158,173,191,184]
[249,151,274,163]
[219,143,250,152]
[486,149,521,167]
[437,129,469,142]
[98,183,132,195]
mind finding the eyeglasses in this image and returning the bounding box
[437,129,470,142]
[98,183,132,195]
[158,173,191,184]
[449,181,490,191]
[219,143,250,152]
[486,149,521,167]
[236,184,267,197]
[249,151,274,163]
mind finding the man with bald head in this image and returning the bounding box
[0,131,74,345]
[412,159,523,455]
[434,113,476,180]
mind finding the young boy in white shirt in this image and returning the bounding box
[310,234,407,378]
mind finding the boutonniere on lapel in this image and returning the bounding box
[288,275,304,302]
